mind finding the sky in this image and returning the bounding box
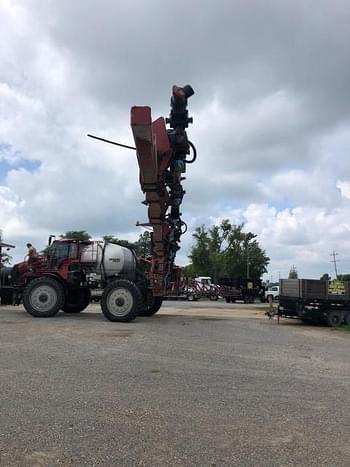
[1,0,350,281]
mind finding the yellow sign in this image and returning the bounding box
[328,280,346,295]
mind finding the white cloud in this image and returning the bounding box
[1,0,350,280]
[337,181,350,200]
[212,201,350,281]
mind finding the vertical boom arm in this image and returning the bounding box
[131,85,195,296]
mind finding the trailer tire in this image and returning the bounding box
[23,277,65,318]
[225,297,230,303]
[209,294,219,301]
[101,279,141,322]
[139,296,163,317]
[326,310,344,327]
[344,311,350,325]
[62,288,91,313]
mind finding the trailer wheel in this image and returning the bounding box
[209,294,219,301]
[326,310,344,327]
[62,288,91,313]
[23,277,65,318]
[344,311,350,325]
[101,279,142,322]
[139,295,163,317]
[225,297,230,303]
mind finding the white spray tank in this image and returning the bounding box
[80,242,137,278]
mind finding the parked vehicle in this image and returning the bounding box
[218,278,264,303]
[265,285,279,301]
[194,277,219,300]
[278,278,350,326]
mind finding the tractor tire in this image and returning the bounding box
[343,311,350,325]
[326,310,344,327]
[23,277,65,318]
[62,288,91,313]
[139,295,163,317]
[101,279,142,322]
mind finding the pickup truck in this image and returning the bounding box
[265,285,279,301]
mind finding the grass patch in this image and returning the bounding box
[339,324,350,332]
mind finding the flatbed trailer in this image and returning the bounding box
[278,279,350,326]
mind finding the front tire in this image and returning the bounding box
[139,295,163,317]
[101,280,142,322]
[62,288,91,313]
[23,277,65,317]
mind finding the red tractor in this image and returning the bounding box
[9,237,160,322]
[5,84,195,322]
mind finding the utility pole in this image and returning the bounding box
[329,251,339,279]
[246,244,250,279]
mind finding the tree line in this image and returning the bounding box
[58,230,152,257]
[185,220,269,282]
[1,220,270,283]
[56,222,270,282]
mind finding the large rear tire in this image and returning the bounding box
[139,295,163,317]
[23,277,65,318]
[326,310,344,327]
[101,279,142,322]
[62,288,91,313]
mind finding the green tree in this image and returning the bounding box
[182,263,196,278]
[320,273,331,281]
[103,235,136,251]
[60,230,91,241]
[134,231,152,257]
[103,232,152,256]
[189,220,269,282]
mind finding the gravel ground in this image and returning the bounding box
[0,301,349,467]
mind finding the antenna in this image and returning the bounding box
[87,134,136,151]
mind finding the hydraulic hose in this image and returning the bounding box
[186,141,197,164]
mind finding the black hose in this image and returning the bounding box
[186,141,197,164]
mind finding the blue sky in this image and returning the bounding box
[0,159,40,183]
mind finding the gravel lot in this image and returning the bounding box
[0,301,349,467]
